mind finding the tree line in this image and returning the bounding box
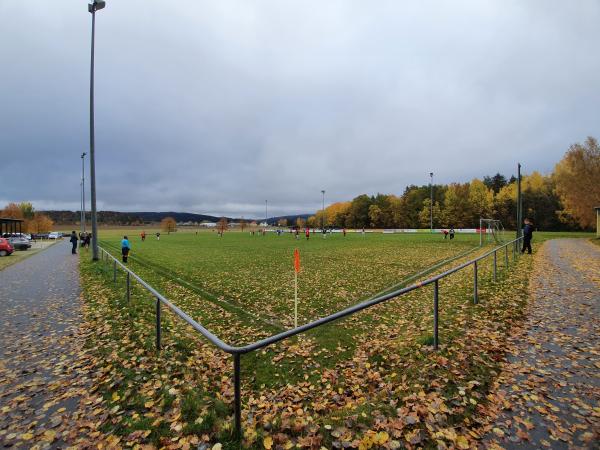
[306,137,599,231]
[1,202,54,233]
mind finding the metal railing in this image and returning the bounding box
[97,235,524,438]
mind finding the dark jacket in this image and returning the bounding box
[70,233,78,244]
[523,224,533,239]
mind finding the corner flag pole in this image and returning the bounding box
[294,248,300,328]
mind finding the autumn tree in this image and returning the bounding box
[240,218,247,232]
[1,203,24,220]
[324,202,350,227]
[418,199,443,228]
[296,217,306,229]
[29,213,54,233]
[217,217,228,233]
[161,217,177,234]
[441,183,472,228]
[554,136,600,229]
[277,218,288,227]
[469,179,494,223]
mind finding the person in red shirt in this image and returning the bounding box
[305,227,310,240]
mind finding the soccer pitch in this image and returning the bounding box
[84,228,532,445]
[98,229,481,340]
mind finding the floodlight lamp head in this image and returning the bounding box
[88,1,106,13]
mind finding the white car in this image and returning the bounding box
[48,232,62,239]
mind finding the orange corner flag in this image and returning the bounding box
[294,248,300,273]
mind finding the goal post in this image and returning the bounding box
[479,218,505,246]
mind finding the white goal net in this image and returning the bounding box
[479,218,505,245]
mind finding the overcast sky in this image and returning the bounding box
[1,1,599,218]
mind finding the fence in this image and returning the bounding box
[97,235,524,438]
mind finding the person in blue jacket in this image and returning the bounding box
[521,218,533,254]
[121,235,131,263]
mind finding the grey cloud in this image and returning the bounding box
[1,0,599,218]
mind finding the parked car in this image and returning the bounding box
[8,237,32,251]
[48,232,62,239]
[31,233,49,240]
[2,233,31,240]
[0,238,14,257]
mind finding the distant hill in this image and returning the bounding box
[41,210,313,226]
[42,210,229,225]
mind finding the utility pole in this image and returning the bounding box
[429,172,434,233]
[321,190,325,234]
[516,163,522,239]
[81,152,87,233]
[265,200,268,227]
[88,0,105,261]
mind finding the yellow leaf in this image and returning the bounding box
[263,436,273,449]
[212,444,222,450]
[144,401,154,408]
[456,436,469,449]
[374,431,389,445]
[112,392,120,402]
[43,430,57,442]
[20,433,34,441]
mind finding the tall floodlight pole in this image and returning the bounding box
[81,152,87,234]
[321,190,325,233]
[88,0,105,260]
[265,200,268,227]
[429,172,434,233]
[516,163,522,239]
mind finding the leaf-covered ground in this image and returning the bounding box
[4,232,595,449]
[0,241,87,448]
[476,239,600,448]
[67,231,540,448]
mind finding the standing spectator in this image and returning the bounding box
[449,227,455,240]
[121,235,131,263]
[84,233,91,249]
[156,232,160,241]
[69,231,78,255]
[521,218,533,254]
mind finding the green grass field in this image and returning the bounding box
[79,229,593,447]
[98,230,482,337]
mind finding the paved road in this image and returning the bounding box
[482,239,600,449]
[0,241,84,448]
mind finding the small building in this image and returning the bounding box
[595,206,600,237]
[0,218,25,236]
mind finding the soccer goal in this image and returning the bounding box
[479,218,505,246]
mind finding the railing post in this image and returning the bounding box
[473,261,478,304]
[433,280,439,350]
[113,260,117,283]
[126,272,130,303]
[156,297,161,351]
[493,251,497,282]
[233,353,242,439]
[505,245,509,268]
